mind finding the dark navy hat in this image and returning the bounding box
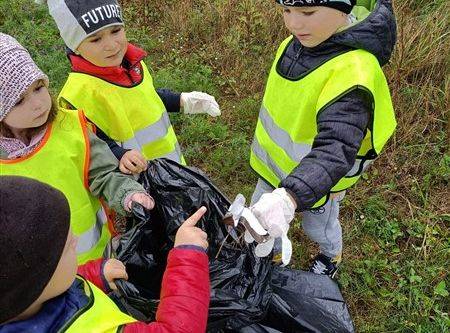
[0,176,70,324]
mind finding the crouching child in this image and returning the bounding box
[0,176,210,333]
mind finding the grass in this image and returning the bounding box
[1,0,449,331]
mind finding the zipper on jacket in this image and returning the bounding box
[287,46,304,77]
[125,70,135,85]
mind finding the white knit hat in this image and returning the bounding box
[44,0,124,51]
[0,33,49,121]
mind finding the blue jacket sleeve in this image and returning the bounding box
[95,126,129,161]
[156,89,181,113]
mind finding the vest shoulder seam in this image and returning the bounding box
[275,47,377,82]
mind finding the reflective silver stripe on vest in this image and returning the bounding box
[346,158,373,177]
[259,106,311,163]
[134,112,171,145]
[120,138,182,163]
[76,208,107,254]
[260,106,373,179]
[251,136,287,181]
[121,112,182,162]
[120,137,140,151]
[163,142,183,163]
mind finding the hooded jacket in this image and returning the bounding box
[279,0,397,210]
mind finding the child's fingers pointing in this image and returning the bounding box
[182,206,207,227]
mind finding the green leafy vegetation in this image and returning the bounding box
[1,0,448,330]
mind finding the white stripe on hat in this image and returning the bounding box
[48,0,89,51]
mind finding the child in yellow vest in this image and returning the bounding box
[0,176,210,332]
[0,33,154,264]
[248,0,397,277]
[43,0,221,175]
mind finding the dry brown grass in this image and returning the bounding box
[122,0,284,96]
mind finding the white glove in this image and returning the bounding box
[248,188,296,266]
[181,91,221,117]
[251,188,296,238]
[245,230,293,266]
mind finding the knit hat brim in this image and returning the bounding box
[0,33,49,121]
[0,176,70,324]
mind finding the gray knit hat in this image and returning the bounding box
[0,33,49,121]
[0,176,70,324]
[276,0,356,14]
[45,0,124,51]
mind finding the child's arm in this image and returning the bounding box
[77,259,105,291]
[86,130,154,215]
[95,126,129,161]
[280,89,372,211]
[123,207,210,333]
[78,258,129,293]
[123,248,209,333]
[94,127,146,175]
[156,89,181,113]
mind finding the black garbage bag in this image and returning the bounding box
[108,159,273,330]
[108,158,354,332]
[259,267,355,333]
[106,204,165,322]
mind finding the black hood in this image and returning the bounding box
[329,0,397,66]
[278,0,397,79]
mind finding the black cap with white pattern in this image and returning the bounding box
[45,0,124,51]
[276,0,356,14]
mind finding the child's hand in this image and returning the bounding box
[181,91,221,117]
[120,150,147,175]
[127,192,155,211]
[104,258,128,291]
[175,206,208,250]
[251,188,296,238]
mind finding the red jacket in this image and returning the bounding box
[79,248,210,333]
[69,43,147,86]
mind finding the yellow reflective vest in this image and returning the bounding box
[58,61,185,164]
[60,276,136,332]
[250,36,396,207]
[0,109,111,264]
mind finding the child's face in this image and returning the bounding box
[3,228,78,323]
[12,229,78,322]
[3,80,51,130]
[282,6,348,48]
[77,26,128,67]
[37,229,79,303]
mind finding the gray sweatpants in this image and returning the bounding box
[251,178,343,259]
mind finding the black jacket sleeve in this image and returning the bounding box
[95,126,129,161]
[280,88,372,211]
[156,89,181,113]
